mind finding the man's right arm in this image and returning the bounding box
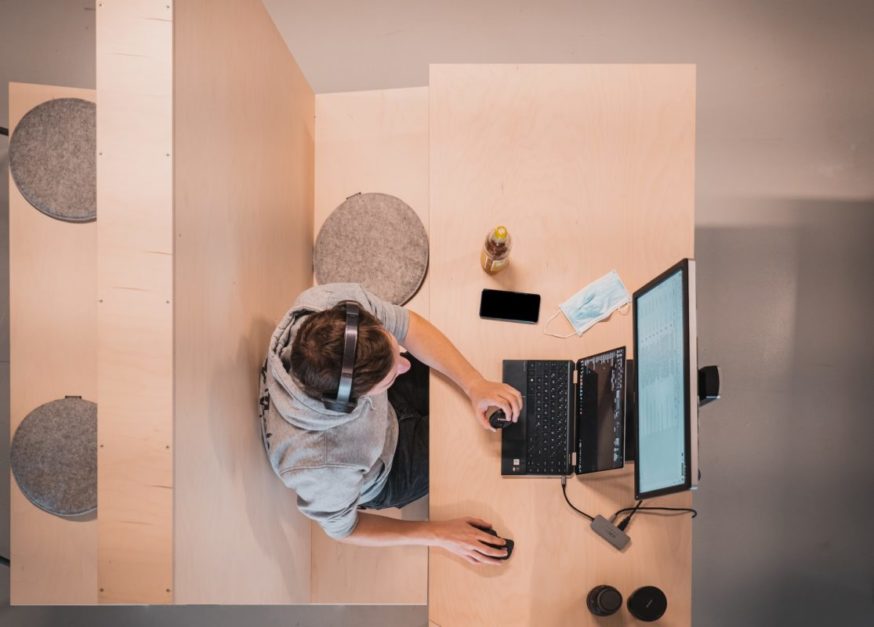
[284,467,507,564]
[338,512,510,566]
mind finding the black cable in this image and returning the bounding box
[612,505,698,520]
[615,500,644,531]
[613,503,698,532]
[0,126,8,136]
[560,476,697,529]
[560,476,594,521]
[0,555,9,567]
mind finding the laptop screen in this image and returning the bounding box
[576,347,626,474]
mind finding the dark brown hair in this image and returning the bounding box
[290,303,395,402]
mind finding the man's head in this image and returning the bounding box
[290,303,411,405]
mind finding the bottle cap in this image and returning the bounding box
[493,226,508,241]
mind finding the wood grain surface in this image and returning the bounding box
[428,64,696,626]
[310,87,429,604]
[9,81,98,605]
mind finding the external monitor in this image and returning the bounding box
[633,258,698,499]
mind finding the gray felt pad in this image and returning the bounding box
[314,193,429,305]
[11,397,97,518]
[9,98,96,222]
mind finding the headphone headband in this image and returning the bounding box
[321,301,360,413]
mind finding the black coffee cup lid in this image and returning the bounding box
[627,585,668,621]
[599,587,622,612]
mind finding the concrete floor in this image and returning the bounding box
[2,1,873,625]
[694,203,874,625]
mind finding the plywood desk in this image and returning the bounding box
[428,65,696,626]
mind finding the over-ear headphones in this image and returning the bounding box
[321,301,361,413]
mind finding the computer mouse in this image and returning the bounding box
[470,522,515,560]
[488,409,511,429]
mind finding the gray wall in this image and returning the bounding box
[3,0,874,625]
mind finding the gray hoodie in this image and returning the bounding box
[259,284,410,539]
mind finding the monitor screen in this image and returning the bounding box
[633,259,696,498]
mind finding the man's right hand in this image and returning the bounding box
[337,512,510,567]
[429,517,509,566]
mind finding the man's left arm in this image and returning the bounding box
[402,311,522,431]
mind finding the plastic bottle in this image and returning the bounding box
[480,225,512,274]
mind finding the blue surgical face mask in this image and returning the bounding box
[544,270,631,338]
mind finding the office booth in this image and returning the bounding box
[10,0,428,605]
[9,0,695,619]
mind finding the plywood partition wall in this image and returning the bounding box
[96,0,174,604]
[427,65,695,626]
[9,82,98,605]
[173,0,314,603]
[311,87,429,604]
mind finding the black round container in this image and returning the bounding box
[586,584,623,617]
[627,585,668,621]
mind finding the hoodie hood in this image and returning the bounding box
[265,305,372,432]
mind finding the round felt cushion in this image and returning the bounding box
[314,193,429,305]
[9,98,96,222]
[11,397,97,518]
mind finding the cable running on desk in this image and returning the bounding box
[559,476,697,527]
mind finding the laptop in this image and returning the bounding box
[500,347,630,476]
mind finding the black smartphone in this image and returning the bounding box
[479,289,541,324]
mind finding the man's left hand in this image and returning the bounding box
[466,377,523,432]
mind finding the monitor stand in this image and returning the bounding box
[698,365,720,406]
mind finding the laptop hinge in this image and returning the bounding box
[568,360,577,472]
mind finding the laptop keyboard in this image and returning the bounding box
[526,361,571,474]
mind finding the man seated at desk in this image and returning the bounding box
[259,283,521,566]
